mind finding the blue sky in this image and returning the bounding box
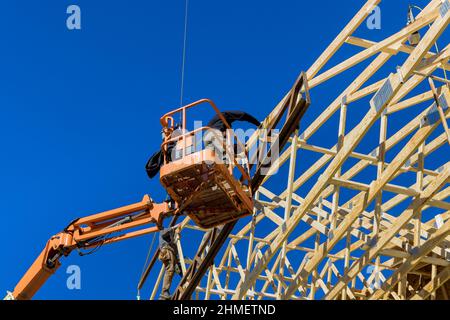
[0,0,447,300]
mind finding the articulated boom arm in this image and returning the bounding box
[6,195,175,300]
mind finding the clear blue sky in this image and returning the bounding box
[0,0,445,300]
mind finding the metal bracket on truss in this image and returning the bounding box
[370,74,394,112]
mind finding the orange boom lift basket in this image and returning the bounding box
[159,99,254,229]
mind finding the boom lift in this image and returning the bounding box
[146,73,311,300]
[6,73,310,300]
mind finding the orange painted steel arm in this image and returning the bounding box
[9,195,175,300]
